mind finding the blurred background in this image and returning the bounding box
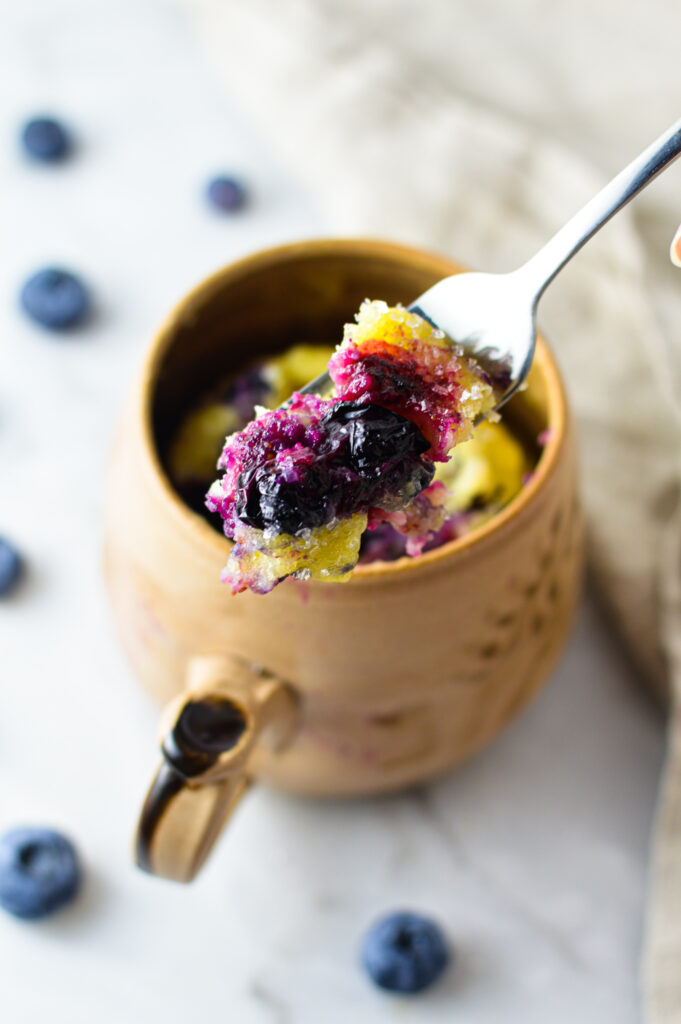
[1,1,679,1021]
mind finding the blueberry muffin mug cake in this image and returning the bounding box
[104,240,582,881]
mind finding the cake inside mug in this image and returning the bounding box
[166,301,529,593]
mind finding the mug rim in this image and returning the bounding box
[137,237,568,584]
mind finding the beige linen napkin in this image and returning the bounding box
[179,1,681,1017]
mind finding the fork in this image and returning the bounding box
[297,116,681,410]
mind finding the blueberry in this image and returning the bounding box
[206,175,248,212]
[237,461,333,534]
[229,401,434,537]
[0,538,22,596]
[20,268,90,330]
[222,365,270,422]
[360,911,450,994]
[322,402,429,470]
[21,117,71,162]
[0,827,81,920]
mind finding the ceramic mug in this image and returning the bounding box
[104,239,583,883]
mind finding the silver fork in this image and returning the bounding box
[298,117,681,410]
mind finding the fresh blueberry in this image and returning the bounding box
[360,911,451,994]
[0,827,82,920]
[206,175,247,212]
[21,117,71,162]
[0,538,22,596]
[20,268,90,330]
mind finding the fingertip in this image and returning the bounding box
[670,226,681,267]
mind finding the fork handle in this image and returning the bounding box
[519,117,681,301]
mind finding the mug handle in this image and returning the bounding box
[134,655,297,883]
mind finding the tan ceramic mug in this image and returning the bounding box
[104,239,583,883]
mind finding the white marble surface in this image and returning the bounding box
[0,2,666,1021]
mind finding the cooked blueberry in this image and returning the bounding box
[206,175,248,212]
[21,117,71,162]
[0,827,81,920]
[360,911,450,994]
[237,461,334,534]
[322,402,429,470]
[222,365,270,421]
[228,401,436,537]
[20,268,90,330]
[377,456,434,511]
[0,538,22,596]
